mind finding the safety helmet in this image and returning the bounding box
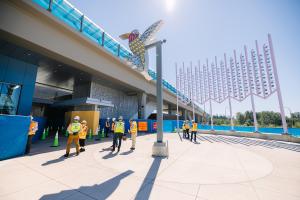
[74,116,80,121]
[112,118,116,121]
[118,116,123,121]
[81,120,87,124]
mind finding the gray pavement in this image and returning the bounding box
[0,133,300,200]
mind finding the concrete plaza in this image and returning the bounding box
[0,133,300,200]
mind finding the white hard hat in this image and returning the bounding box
[112,118,116,121]
[74,116,80,121]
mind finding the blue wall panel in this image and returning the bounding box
[0,115,30,160]
[0,54,37,116]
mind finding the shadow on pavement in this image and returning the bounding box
[120,150,133,155]
[39,170,134,200]
[133,157,164,200]
[102,151,118,159]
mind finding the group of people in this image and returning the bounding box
[64,115,138,156]
[26,115,198,157]
[64,116,89,157]
[182,120,198,142]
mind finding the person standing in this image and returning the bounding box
[112,116,125,152]
[182,121,186,138]
[191,120,198,142]
[79,120,88,152]
[104,118,110,138]
[25,116,38,154]
[185,120,190,139]
[110,118,117,148]
[129,119,137,150]
[65,116,82,157]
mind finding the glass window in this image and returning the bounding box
[0,82,21,115]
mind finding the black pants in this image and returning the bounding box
[191,131,197,142]
[79,139,85,147]
[112,133,123,151]
[25,135,34,154]
[104,127,109,137]
[186,129,190,139]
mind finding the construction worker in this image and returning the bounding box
[191,120,198,142]
[110,118,118,148]
[182,121,186,138]
[25,116,38,154]
[129,119,137,150]
[112,116,125,152]
[105,118,110,137]
[65,116,82,157]
[79,120,88,152]
[185,120,190,139]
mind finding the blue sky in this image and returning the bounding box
[69,0,300,115]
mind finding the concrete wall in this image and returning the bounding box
[0,0,200,116]
[0,54,37,116]
[90,82,138,119]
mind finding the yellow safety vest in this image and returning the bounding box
[71,122,81,133]
[79,125,88,139]
[192,123,198,131]
[182,124,186,130]
[130,121,137,134]
[185,123,190,129]
[115,121,125,133]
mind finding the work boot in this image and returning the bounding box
[111,148,115,152]
[76,152,80,156]
[130,147,135,150]
[80,148,85,152]
[64,153,69,158]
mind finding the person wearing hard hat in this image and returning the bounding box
[105,118,110,138]
[184,120,190,139]
[65,116,82,157]
[25,116,38,154]
[110,118,118,148]
[129,119,137,150]
[112,116,125,152]
[191,120,198,142]
[78,120,88,152]
[182,121,186,138]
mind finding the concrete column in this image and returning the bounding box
[184,109,188,120]
[138,92,147,119]
[168,103,172,115]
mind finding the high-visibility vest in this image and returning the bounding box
[28,121,38,135]
[192,123,198,131]
[115,121,125,133]
[79,125,88,139]
[71,122,81,133]
[185,123,190,129]
[182,124,186,130]
[111,122,115,132]
[130,121,137,134]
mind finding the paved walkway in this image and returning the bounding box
[1,133,300,200]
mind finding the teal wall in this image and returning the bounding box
[0,54,37,116]
[0,114,30,160]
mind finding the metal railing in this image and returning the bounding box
[32,0,195,108]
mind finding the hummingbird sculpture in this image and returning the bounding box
[119,20,164,72]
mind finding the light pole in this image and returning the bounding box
[146,40,169,157]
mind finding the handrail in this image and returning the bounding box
[32,0,200,109]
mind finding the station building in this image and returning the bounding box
[0,0,201,160]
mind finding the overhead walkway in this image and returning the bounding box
[32,0,190,104]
